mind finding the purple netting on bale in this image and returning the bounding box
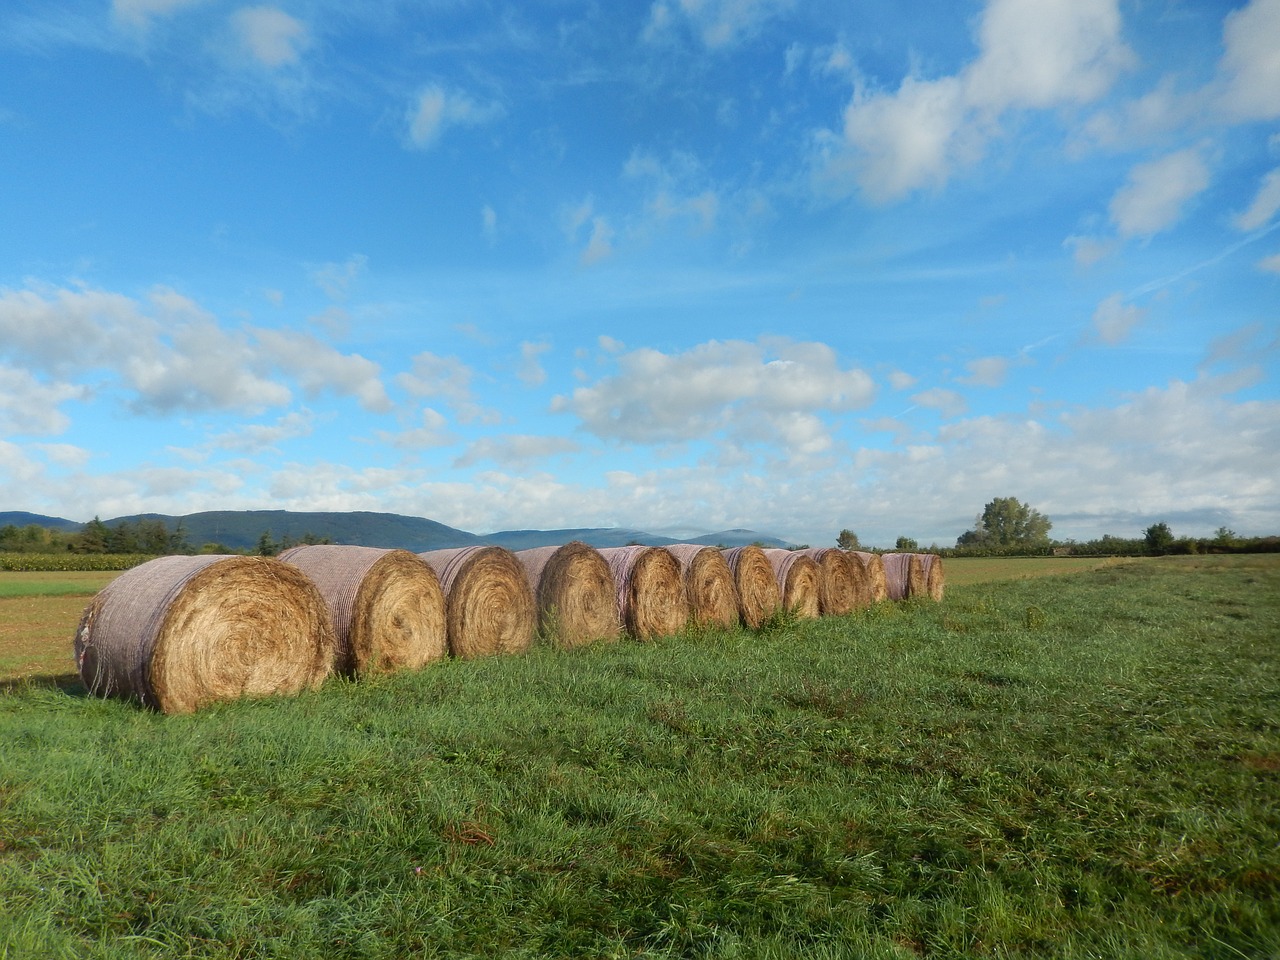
[515,542,620,648]
[597,546,688,640]
[278,544,447,676]
[74,555,334,714]
[419,546,535,658]
[664,543,739,629]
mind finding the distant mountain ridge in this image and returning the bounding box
[1,510,798,552]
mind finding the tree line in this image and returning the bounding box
[836,497,1279,558]
[0,518,329,557]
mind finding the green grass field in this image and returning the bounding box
[2,555,1277,958]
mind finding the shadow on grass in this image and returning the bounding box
[0,671,88,697]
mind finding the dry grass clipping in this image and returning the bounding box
[516,542,620,648]
[597,546,688,640]
[73,555,334,714]
[761,549,821,619]
[419,547,535,658]
[278,544,447,676]
[721,545,781,629]
[852,551,889,602]
[664,544,739,629]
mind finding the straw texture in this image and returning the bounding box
[852,551,889,602]
[278,544,447,676]
[419,547,535,658]
[516,542,620,648]
[799,548,869,615]
[665,543,739,629]
[597,546,688,640]
[721,545,781,628]
[761,548,821,619]
[918,553,945,601]
[881,552,927,601]
[74,555,334,714]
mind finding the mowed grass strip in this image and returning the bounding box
[1,555,1277,958]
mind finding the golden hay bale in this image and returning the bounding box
[761,549,821,620]
[799,548,871,615]
[597,546,688,640]
[721,545,781,629]
[881,552,927,600]
[852,551,889,602]
[419,547,535,659]
[278,544,447,676]
[664,544,740,629]
[73,555,334,715]
[918,553,945,601]
[515,542,621,648]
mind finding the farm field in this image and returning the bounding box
[0,556,1130,686]
[1,554,1277,958]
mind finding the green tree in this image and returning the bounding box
[895,536,919,551]
[1144,522,1175,555]
[74,517,111,554]
[959,497,1052,547]
[256,530,279,557]
[836,529,860,551]
[1213,526,1237,546]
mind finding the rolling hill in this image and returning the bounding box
[2,510,798,553]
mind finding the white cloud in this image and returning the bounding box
[212,411,314,454]
[839,75,969,201]
[1259,253,1280,273]
[552,337,874,450]
[407,85,502,150]
[256,329,391,412]
[910,387,967,418]
[382,408,455,450]
[311,254,367,300]
[395,352,475,403]
[1108,147,1211,238]
[112,0,203,28]
[454,434,580,469]
[1092,292,1146,344]
[1064,234,1117,267]
[518,341,550,387]
[0,283,291,414]
[481,204,498,243]
[963,0,1133,111]
[830,0,1133,201]
[231,6,308,68]
[887,370,917,390]
[581,216,615,266]
[1217,0,1280,122]
[642,0,794,49]
[0,366,85,436]
[1235,167,1280,231]
[957,356,1009,387]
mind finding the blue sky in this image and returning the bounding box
[1,0,1278,548]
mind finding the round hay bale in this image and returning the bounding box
[664,544,739,629]
[881,553,927,601]
[761,549,821,620]
[597,546,688,640]
[721,545,780,629]
[515,542,620,648]
[419,547,536,659]
[918,553,945,601]
[278,544,447,676]
[73,555,334,715]
[799,548,871,615]
[852,551,889,602]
